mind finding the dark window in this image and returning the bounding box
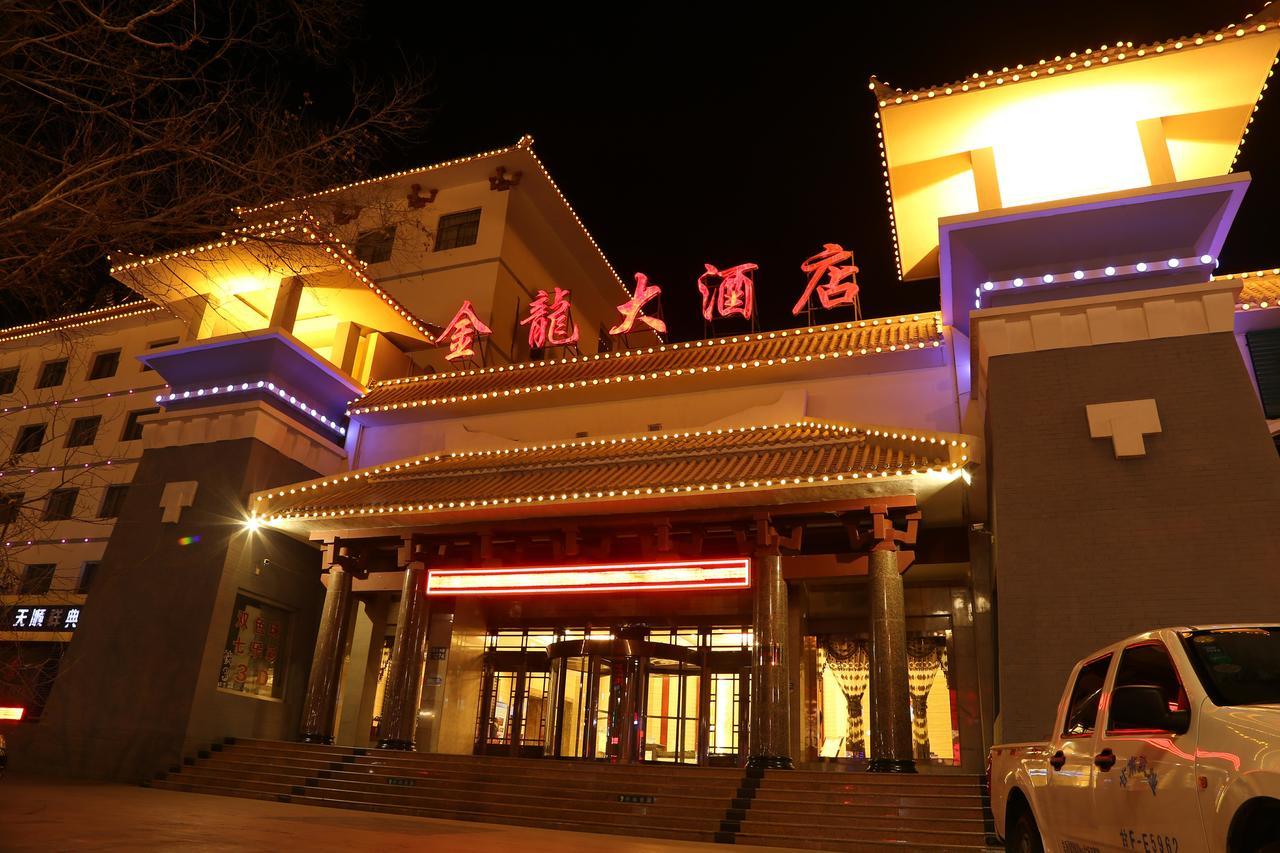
[13,423,46,455]
[88,350,120,380]
[98,484,129,519]
[355,226,396,264]
[36,359,67,388]
[1183,627,1280,706]
[1108,643,1189,731]
[77,562,100,594]
[435,209,481,251]
[1247,327,1280,419]
[120,408,158,442]
[20,564,56,594]
[43,488,78,521]
[597,324,614,353]
[141,339,178,372]
[65,415,101,448]
[1062,654,1112,736]
[0,492,24,524]
[0,367,17,394]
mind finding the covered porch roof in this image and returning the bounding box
[252,418,977,538]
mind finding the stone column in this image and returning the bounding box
[378,561,429,750]
[300,563,353,744]
[748,551,793,769]
[867,545,915,772]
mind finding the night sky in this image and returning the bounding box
[364,3,1277,342]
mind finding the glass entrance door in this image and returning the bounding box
[476,652,550,757]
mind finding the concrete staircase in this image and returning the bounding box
[148,739,998,851]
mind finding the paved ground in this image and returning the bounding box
[0,773,804,852]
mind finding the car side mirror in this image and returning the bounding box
[1110,685,1190,734]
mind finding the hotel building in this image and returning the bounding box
[5,8,1279,809]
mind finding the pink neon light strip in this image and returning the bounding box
[425,558,751,596]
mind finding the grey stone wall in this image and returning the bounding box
[987,333,1280,743]
[13,437,323,781]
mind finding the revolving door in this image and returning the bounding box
[544,635,700,763]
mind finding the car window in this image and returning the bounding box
[1063,654,1112,736]
[1108,642,1189,732]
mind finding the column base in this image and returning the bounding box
[746,754,794,770]
[867,757,917,773]
[300,733,333,745]
[377,738,416,751]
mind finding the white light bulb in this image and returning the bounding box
[1167,258,1180,268]
[1104,266,1116,276]
[1013,277,1023,287]
[1199,255,1213,264]
[1073,270,1084,280]
[983,281,995,291]
[1136,262,1148,272]
[1043,274,1054,283]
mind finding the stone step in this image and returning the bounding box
[150,778,721,844]
[734,829,997,853]
[225,739,742,777]
[196,752,742,797]
[738,817,989,847]
[173,765,732,820]
[158,739,999,852]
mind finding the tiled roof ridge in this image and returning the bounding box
[0,301,163,344]
[1219,267,1280,311]
[371,420,872,482]
[234,136,532,217]
[351,312,945,414]
[871,4,1279,106]
[109,211,436,340]
[253,417,972,521]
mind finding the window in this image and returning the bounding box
[218,593,291,700]
[0,492,24,524]
[434,209,481,251]
[88,350,120,380]
[65,415,101,448]
[36,359,67,388]
[355,226,396,264]
[20,564,56,595]
[1062,654,1112,736]
[597,325,614,354]
[120,408,158,442]
[98,484,129,519]
[141,339,178,372]
[1247,327,1280,419]
[13,423,46,455]
[43,488,78,521]
[1183,627,1280,706]
[1108,643,1188,732]
[77,562,100,594]
[0,367,17,395]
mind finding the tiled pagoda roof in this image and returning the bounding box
[351,313,945,416]
[253,418,974,531]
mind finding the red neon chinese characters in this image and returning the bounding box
[609,273,667,335]
[793,243,860,315]
[521,287,580,349]
[698,262,758,322]
[438,300,493,363]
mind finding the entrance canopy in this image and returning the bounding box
[252,418,976,537]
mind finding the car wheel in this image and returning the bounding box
[1006,807,1045,853]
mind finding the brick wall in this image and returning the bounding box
[987,333,1280,743]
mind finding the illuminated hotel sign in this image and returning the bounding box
[425,558,752,596]
[0,706,24,721]
[5,605,80,632]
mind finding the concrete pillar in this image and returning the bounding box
[867,546,915,772]
[377,562,429,750]
[300,564,353,744]
[748,551,793,769]
[269,275,304,332]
